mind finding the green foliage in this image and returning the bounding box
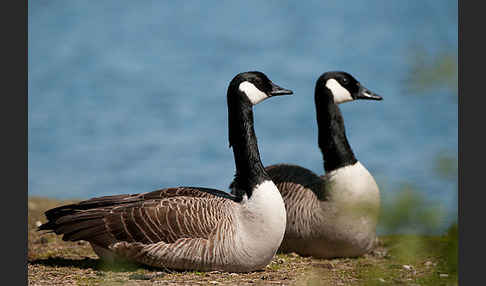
[443,223,458,276]
[434,151,458,182]
[369,181,458,285]
[356,235,458,286]
[406,48,458,94]
[379,183,444,234]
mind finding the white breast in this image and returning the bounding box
[323,161,380,218]
[235,180,287,268]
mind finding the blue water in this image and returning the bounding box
[28,1,457,233]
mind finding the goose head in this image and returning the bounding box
[228,71,293,106]
[226,71,293,150]
[316,71,382,104]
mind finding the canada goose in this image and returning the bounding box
[231,71,382,258]
[39,71,293,272]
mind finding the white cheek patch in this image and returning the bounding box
[239,81,268,105]
[325,79,353,104]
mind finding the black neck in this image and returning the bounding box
[315,86,357,173]
[228,91,270,199]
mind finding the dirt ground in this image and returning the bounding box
[28,197,457,285]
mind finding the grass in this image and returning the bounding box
[28,197,457,285]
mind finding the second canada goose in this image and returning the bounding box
[231,71,382,258]
[39,71,293,272]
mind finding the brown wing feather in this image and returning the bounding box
[39,187,237,249]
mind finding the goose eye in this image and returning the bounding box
[341,78,349,85]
